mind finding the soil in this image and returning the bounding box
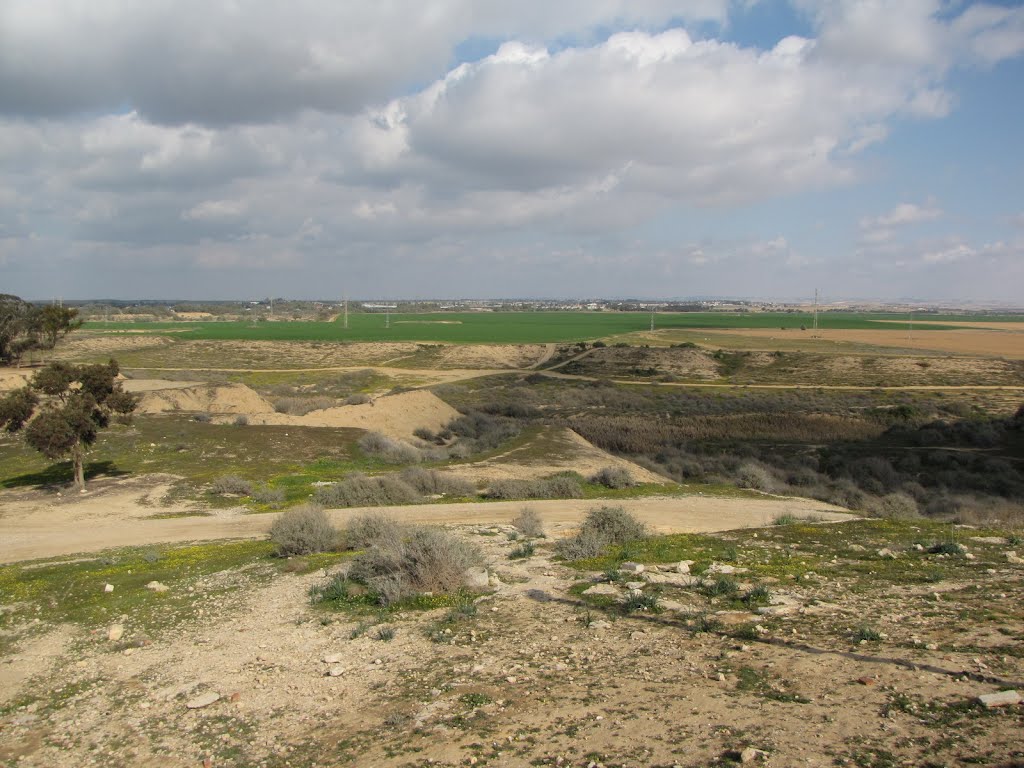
[1,500,1021,768]
[0,473,849,564]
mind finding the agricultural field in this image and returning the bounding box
[2,312,1023,767]
[81,310,1024,344]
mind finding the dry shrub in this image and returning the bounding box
[273,396,337,415]
[210,475,252,495]
[345,393,371,405]
[269,504,338,556]
[556,505,646,561]
[399,467,475,497]
[251,483,285,505]
[313,473,419,507]
[590,466,635,489]
[358,431,423,464]
[485,475,583,500]
[348,526,483,605]
[343,512,404,550]
[736,462,775,492]
[511,508,545,538]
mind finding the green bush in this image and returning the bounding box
[269,504,339,556]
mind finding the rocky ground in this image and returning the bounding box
[1,516,1022,768]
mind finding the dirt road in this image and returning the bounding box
[0,479,849,563]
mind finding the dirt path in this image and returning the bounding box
[529,343,557,368]
[0,484,849,564]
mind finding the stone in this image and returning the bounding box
[322,654,344,664]
[978,690,1021,708]
[857,677,877,686]
[877,548,897,559]
[642,572,700,587]
[624,581,645,591]
[582,584,621,596]
[186,692,221,709]
[327,665,345,677]
[740,747,767,763]
[104,584,114,593]
[676,561,693,574]
[145,581,169,593]
[619,562,644,574]
[588,620,611,630]
[107,624,124,642]
[229,691,241,702]
[464,567,490,589]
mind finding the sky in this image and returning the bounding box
[1,0,1023,303]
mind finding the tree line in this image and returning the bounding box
[0,294,82,366]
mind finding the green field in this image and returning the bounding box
[80,311,1016,344]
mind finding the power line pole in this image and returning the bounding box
[385,309,390,329]
[270,297,274,318]
[812,289,819,334]
[650,309,655,332]
[343,298,349,330]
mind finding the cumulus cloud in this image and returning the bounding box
[1,1,1023,300]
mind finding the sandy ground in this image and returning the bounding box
[712,327,1024,358]
[1,515,1020,768]
[0,475,849,564]
[444,428,667,486]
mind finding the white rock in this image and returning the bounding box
[103,584,114,593]
[327,665,345,677]
[619,562,644,574]
[675,561,691,574]
[589,620,611,630]
[978,690,1021,708]
[463,567,491,589]
[877,548,898,559]
[322,654,344,665]
[107,624,124,642]
[186,692,221,709]
[582,584,621,596]
[642,572,700,587]
[624,581,645,590]
[145,581,169,593]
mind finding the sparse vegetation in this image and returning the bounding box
[511,507,545,538]
[590,466,635,489]
[556,505,646,560]
[269,503,339,556]
[210,474,253,496]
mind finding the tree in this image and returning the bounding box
[0,296,81,365]
[0,360,138,490]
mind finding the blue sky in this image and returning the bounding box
[1,0,1022,303]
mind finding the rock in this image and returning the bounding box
[327,665,345,677]
[107,624,124,642]
[624,581,645,590]
[583,584,621,596]
[707,563,748,575]
[1005,551,1024,564]
[740,747,768,763]
[925,643,939,651]
[857,677,877,686]
[675,561,692,574]
[848,544,867,552]
[978,690,1021,708]
[619,562,644,574]
[642,572,700,587]
[104,584,114,593]
[877,548,897,559]
[757,604,798,616]
[970,536,1006,545]
[186,692,221,709]
[588,620,611,630]
[145,581,169,593]
[322,653,344,664]
[628,588,644,598]
[229,691,241,702]
[464,567,491,589]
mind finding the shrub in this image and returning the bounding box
[358,432,422,464]
[314,473,419,507]
[509,541,535,559]
[233,414,249,426]
[555,505,646,560]
[412,426,436,442]
[399,467,475,497]
[210,475,253,496]
[274,396,337,415]
[703,575,740,598]
[736,462,774,492]
[251,483,286,505]
[876,492,919,520]
[269,504,338,556]
[192,413,212,423]
[345,393,371,405]
[348,526,483,605]
[485,475,583,500]
[343,513,404,550]
[511,508,545,538]
[622,591,661,613]
[590,466,635,489]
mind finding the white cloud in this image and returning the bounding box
[863,202,943,230]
